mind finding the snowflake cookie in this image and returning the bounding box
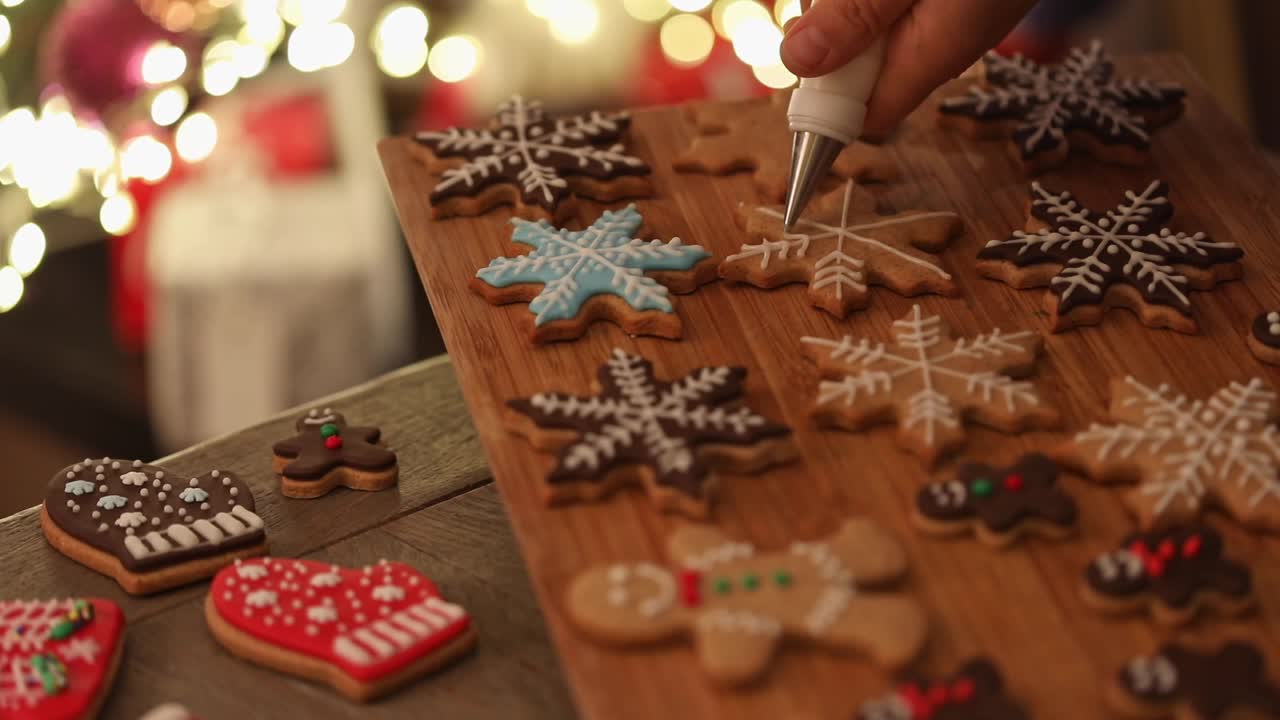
[1056,376,1280,532]
[505,347,794,518]
[566,519,926,686]
[1109,642,1280,719]
[720,179,962,318]
[939,41,1185,174]
[413,95,651,220]
[978,181,1242,333]
[802,305,1058,466]
[471,204,716,343]
[673,90,898,201]
[857,658,1029,720]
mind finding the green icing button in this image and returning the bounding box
[713,577,732,594]
[320,423,339,438]
[773,570,792,587]
[970,477,994,496]
[742,573,760,591]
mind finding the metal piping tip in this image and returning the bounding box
[782,131,846,231]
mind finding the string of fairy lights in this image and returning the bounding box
[0,0,799,315]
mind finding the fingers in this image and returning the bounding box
[861,0,1038,138]
[781,0,914,77]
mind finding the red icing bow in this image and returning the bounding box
[678,569,702,608]
[898,677,976,718]
[1128,534,1201,577]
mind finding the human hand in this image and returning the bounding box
[781,0,1038,138]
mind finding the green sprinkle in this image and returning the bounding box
[713,577,732,594]
[971,478,994,496]
[773,570,792,587]
[320,423,339,438]
[742,574,760,591]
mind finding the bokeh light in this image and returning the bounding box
[175,112,218,163]
[659,14,714,67]
[428,35,480,83]
[279,0,345,26]
[140,41,188,85]
[121,136,173,183]
[287,22,355,72]
[100,192,138,236]
[714,0,769,38]
[548,0,599,45]
[669,0,711,11]
[752,62,797,88]
[149,86,188,126]
[731,16,782,66]
[623,0,668,22]
[0,266,23,313]
[8,223,46,277]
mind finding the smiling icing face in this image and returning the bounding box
[569,562,683,638]
[604,563,676,618]
[299,408,343,428]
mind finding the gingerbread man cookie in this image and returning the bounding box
[566,519,927,687]
[673,90,898,201]
[1110,642,1280,719]
[412,95,651,221]
[802,305,1058,466]
[939,41,1185,174]
[1083,525,1253,626]
[913,453,1078,547]
[1248,311,1280,365]
[0,598,125,720]
[978,181,1243,334]
[720,179,963,318]
[505,348,795,518]
[272,408,398,499]
[139,705,198,720]
[205,558,476,702]
[41,458,267,595]
[857,658,1029,720]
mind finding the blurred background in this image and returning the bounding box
[0,0,1276,515]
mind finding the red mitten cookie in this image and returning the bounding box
[0,598,125,720]
[272,409,398,499]
[205,558,476,702]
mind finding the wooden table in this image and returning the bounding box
[0,356,575,718]
[379,54,1280,720]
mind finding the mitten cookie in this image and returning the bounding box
[139,704,198,720]
[1110,642,1280,719]
[41,458,267,595]
[1057,376,1280,531]
[721,179,962,318]
[1249,311,1280,365]
[205,558,476,702]
[673,90,898,201]
[913,453,1077,547]
[1083,525,1253,626]
[801,305,1058,466]
[939,41,1185,174]
[470,205,717,343]
[412,95,651,221]
[978,181,1242,333]
[0,598,125,720]
[505,347,795,518]
[272,408,398,499]
[857,658,1029,720]
[566,519,927,687]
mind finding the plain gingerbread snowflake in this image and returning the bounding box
[721,179,962,318]
[414,95,650,218]
[472,204,714,342]
[978,181,1242,333]
[1059,376,1280,531]
[940,40,1185,172]
[802,305,1057,465]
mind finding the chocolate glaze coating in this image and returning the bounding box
[272,409,397,480]
[858,657,1029,720]
[916,453,1077,534]
[1118,642,1280,717]
[1252,312,1280,349]
[1085,525,1250,609]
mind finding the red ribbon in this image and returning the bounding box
[678,569,701,608]
[897,677,976,718]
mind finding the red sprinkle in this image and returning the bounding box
[1002,473,1024,491]
[1182,534,1202,558]
[678,569,702,608]
[324,436,343,450]
[898,685,932,720]
[1144,556,1166,578]
[951,677,976,702]
[1158,538,1175,558]
[926,684,950,705]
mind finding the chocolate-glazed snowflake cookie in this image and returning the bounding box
[1249,311,1280,366]
[912,453,1077,547]
[857,658,1028,720]
[1082,525,1252,626]
[1109,642,1280,719]
[272,408,398,499]
[41,457,267,594]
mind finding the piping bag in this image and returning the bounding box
[782,17,887,231]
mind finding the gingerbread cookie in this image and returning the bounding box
[801,305,1057,466]
[1083,525,1252,626]
[1110,642,1280,719]
[913,453,1077,547]
[505,348,794,518]
[272,408,398,499]
[978,181,1242,333]
[471,204,716,343]
[41,458,267,595]
[139,705,198,720]
[0,598,125,720]
[857,657,1028,720]
[673,90,898,201]
[205,558,476,702]
[720,179,962,318]
[566,519,926,687]
[1058,376,1280,531]
[412,95,650,221]
[1249,311,1280,365]
[939,41,1185,174]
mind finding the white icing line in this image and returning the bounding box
[124,535,150,559]
[333,637,373,665]
[144,531,172,553]
[353,628,395,657]
[166,524,199,547]
[230,505,264,529]
[372,620,414,648]
[191,519,224,543]
[213,512,244,536]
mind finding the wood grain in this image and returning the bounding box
[381,55,1280,720]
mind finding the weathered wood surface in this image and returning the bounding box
[381,55,1280,720]
[0,356,574,718]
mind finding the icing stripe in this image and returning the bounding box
[191,519,224,543]
[144,531,172,553]
[231,505,264,530]
[425,597,466,620]
[167,525,200,547]
[372,620,415,648]
[213,512,244,535]
[333,637,373,665]
[409,604,448,629]
[354,628,395,657]
[124,535,150,559]
[390,613,430,635]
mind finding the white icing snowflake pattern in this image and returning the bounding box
[236,563,270,581]
[802,305,1055,465]
[59,637,101,664]
[245,590,278,608]
[1070,376,1280,530]
[371,585,405,603]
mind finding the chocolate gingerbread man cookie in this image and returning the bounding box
[1082,525,1252,626]
[1249,311,1280,366]
[272,408,398,499]
[41,458,267,595]
[1110,642,1280,719]
[857,658,1028,720]
[913,453,1077,547]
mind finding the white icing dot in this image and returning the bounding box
[264,617,275,626]
[66,500,74,508]
[140,488,149,497]
[1270,323,1280,335]
[284,616,294,625]
[162,484,171,491]
[126,528,135,535]
[212,470,220,478]
[98,523,108,532]
[1099,218,1110,228]
[178,508,186,516]
[1106,244,1119,255]
[98,484,108,493]
[96,474,105,482]
[230,488,239,497]
[133,460,142,468]
[156,472,165,479]
[91,511,100,519]
[95,465,104,473]
[1082,238,1094,248]
[1268,312,1280,323]
[102,457,111,463]
[189,478,198,487]
[83,458,91,464]
[1127,224,1139,232]
[158,492,166,501]
[111,462,120,469]
[228,499,236,506]
[306,625,318,636]
[73,464,82,472]
[224,591,233,600]
[355,613,366,623]
[164,505,173,514]
[1237,419,1252,431]
[200,502,210,511]
[134,500,143,509]
[153,479,161,488]
[185,516,194,523]
[152,517,161,526]
[222,478,231,486]
[66,472,75,480]
[1201,410,1216,422]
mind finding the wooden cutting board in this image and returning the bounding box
[379,55,1280,719]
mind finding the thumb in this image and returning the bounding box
[780,0,912,77]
